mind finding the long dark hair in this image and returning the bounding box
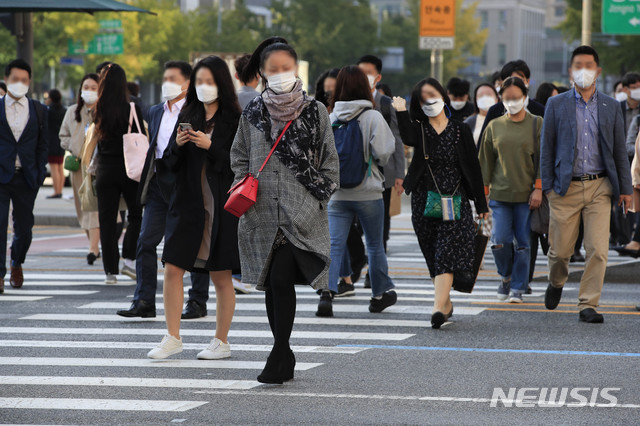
[315,68,339,107]
[241,36,298,86]
[179,55,241,133]
[94,64,130,138]
[75,73,99,123]
[409,77,451,122]
[535,82,557,106]
[331,65,375,109]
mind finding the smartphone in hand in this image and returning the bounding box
[179,122,193,132]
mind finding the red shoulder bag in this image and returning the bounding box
[224,120,293,218]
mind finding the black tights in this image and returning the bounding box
[265,243,298,356]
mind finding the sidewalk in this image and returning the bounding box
[34,185,79,227]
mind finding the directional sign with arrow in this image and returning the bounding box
[602,0,640,34]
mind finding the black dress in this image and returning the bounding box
[411,121,475,278]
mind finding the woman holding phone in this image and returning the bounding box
[147,56,241,360]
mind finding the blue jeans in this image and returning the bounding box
[134,176,210,305]
[328,199,394,297]
[0,172,38,277]
[490,200,531,294]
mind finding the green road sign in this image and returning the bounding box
[602,0,640,35]
[67,19,124,56]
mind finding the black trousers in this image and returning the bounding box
[528,231,549,283]
[264,242,299,355]
[96,161,142,275]
[0,171,38,276]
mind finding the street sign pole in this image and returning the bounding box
[430,49,443,82]
[582,0,592,45]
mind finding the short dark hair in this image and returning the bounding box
[571,45,599,66]
[5,59,31,78]
[332,65,375,109]
[535,82,558,106]
[409,78,451,122]
[491,71,502,86]
[375,82,393,98]
[164,61,192,80]
[233,54,253,84]
[500,60,531,81]
[613,80,623,91]
[622,72,640,87]
[96,61,113,74]
[556,85,570,94]
[357,55,383,74]
[0,81,7,93]
[446,77,470,97]
[48,89,62,105]
[500,76,528,97]
[127,82,140,97]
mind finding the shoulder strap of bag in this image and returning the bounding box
[256,120,293,178]
[127,102,142,135]
[421,120,461,196]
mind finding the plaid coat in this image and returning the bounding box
[230,98,339,290]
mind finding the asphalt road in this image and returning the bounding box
[1,215,639,425]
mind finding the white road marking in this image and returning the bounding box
[2,289,98,296]
[0,397,208,412]
[0,357,321,371]
[0,327,414,341]
[0,296,51,302]
[0,340,366,354]
[0,375,261,390]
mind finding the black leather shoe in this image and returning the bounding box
[579,308,604,323]
[431,311,446,329]
[316,290,333,317]
[116,300,156,318]
[257,353,284,384]
[570,251,585,263]
[182,300,207,319]
[544,284,563,310]
[369,290,397,313]
[87,252,100,265]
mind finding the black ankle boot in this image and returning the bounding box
[280,350,296,382]
[257,353,284,384]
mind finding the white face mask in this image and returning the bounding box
[615,91,628,102]
[504,98,525,115]
[476,95,497,112]
[162,81,185,102]
[196,84,218,104]
[80,90,98,105]
[422,98,445,117]
[8,82,28,99]
[629,88,640,101]
[267,71,297,94]
[572,68,597,89]
[450,100,466,111]
[367,74,377,90]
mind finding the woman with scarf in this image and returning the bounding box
[230,37,339,384]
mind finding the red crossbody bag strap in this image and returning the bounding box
[256,120,293,178]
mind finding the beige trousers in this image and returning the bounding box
[547,177,613,310]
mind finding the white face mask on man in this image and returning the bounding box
[504,98,525,115]
[196,84,218,104]
[615,91,628,102]
[367,74,377,90]
[7,82,28,99]
[162,81,185,101]
[266,71,297,94]
[450,100,467,111]
[422,98,445,117]
[572,68,597,89]
[629,88,640,101]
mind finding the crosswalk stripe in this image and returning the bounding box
[0,340,367,354]
[0,327,415,341]
[0,357,322,371]
[77,302,486,315]
[147,290,514,299]
[21,314,433,328]
[2,289,99,295]
[0,397,208,412]
[0,376,262,390]
[0,296,51,302]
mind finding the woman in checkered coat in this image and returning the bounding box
[230,37,339,384]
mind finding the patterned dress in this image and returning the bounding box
[411,121,475,278]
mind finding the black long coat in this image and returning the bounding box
[161,108,241,273]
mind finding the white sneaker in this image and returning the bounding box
[121,265,136,280]
[148,335,183,359]
[105,274,117,284]
[197,337,231,360]
[232,277,253,294]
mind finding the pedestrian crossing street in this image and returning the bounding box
[0,222,613,415]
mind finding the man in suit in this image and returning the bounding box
[541,45,632,323]
[234,54,260,110]
[478,60,545,150]
[0,59,48,294]
[116,61,211,319]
